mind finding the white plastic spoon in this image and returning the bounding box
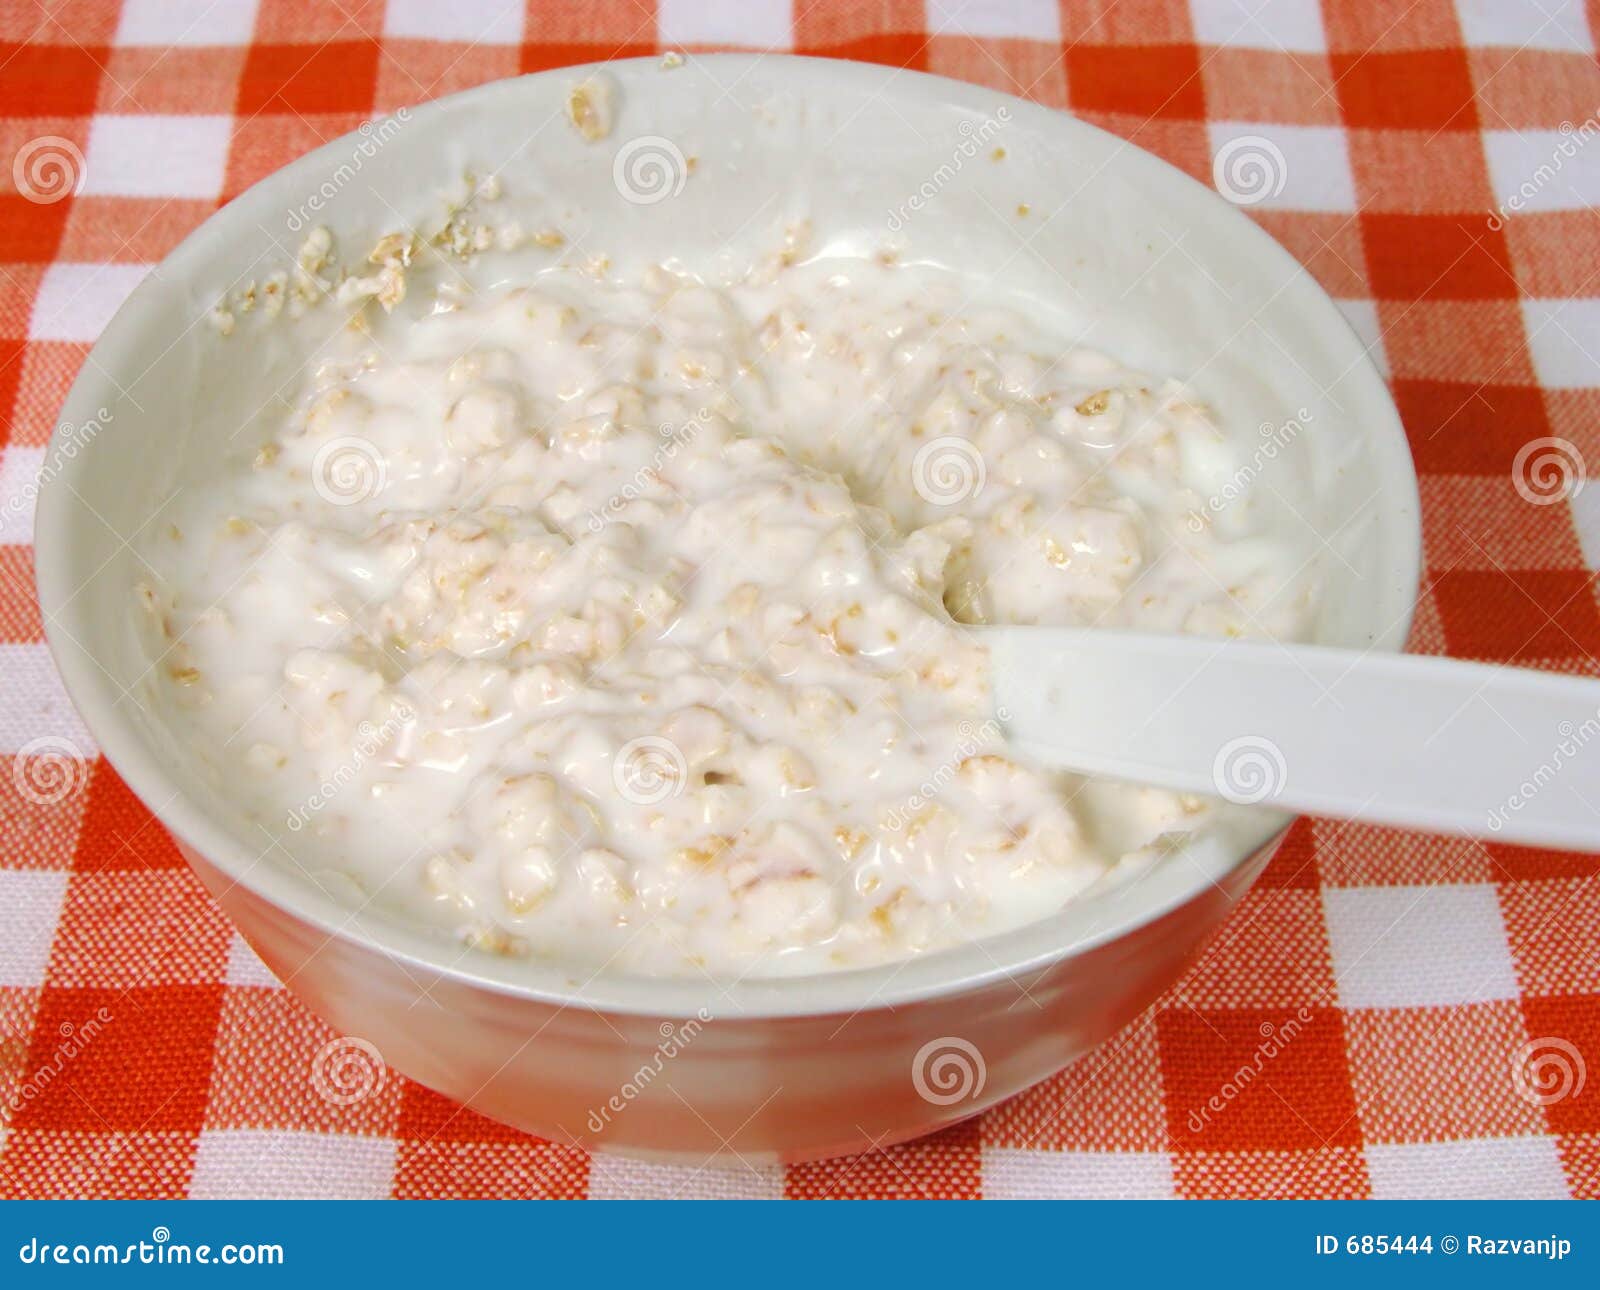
[982,627,1600,853]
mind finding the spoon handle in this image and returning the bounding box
[984,627,1600,853]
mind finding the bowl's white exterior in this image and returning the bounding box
[35,56,1421,1162]
[181,837,1278,1161]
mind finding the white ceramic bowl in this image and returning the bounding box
[35,56,1421,1162]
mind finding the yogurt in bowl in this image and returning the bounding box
[138,234,1316,980]
[36,56,1420,1160]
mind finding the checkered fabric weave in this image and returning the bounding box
[1,0,1597,1200]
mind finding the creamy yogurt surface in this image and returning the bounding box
[138,236,1313,978]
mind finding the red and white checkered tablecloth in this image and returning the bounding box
[1,0,1597,1200]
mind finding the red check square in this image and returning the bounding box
[1395,381,1550,476]
[237,41,381,117]
[786,1120,983,1198]
[1519,995,1600,1135]
[1363,214,1517,300]
[1160,1006,1361,1152]
[1332,49,1478,132]
[73,763,185,873]
[1432,569,1600,663]
[0,43,104,116]
[0,195,71,264]
[11,985,222,1134]
[392,1139,590,1199]
[1068,44,1206,120]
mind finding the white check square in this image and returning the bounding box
[189,1129,398,1199]
[116,0,260,47]
[83,116,232,199]
[29,263,150,343]
[1456,0,1592,54]
[0,644,99,755]
[1484,130,1600,216]
[658,0,792,49]
[982,1147,1176,1199]
[1521,298,1600,389]
[586,1153,786,1199]
[1208,122,1355,211]
[1323,884,1518,1009]
[0,871,69,987]
[0,447,46,547]
[1571,479,1600,572]
[384,0,526,44]
[1366,1136,1570,1199]
[224,932,282,988]
[926,0,1061,40]
[1190,0,1327,52]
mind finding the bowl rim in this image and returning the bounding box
[34,53,1423,1020]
